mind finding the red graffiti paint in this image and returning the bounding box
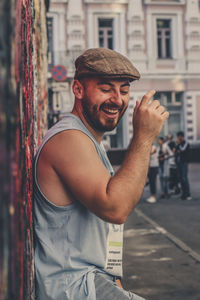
[0,0,48,298]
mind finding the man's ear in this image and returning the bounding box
[72,80,84,99]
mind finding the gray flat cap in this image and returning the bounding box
[74,48,140,82]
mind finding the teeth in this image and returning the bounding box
[103,108,118,114]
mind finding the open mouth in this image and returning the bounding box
[102,107,119,115]
[100,103,123,117]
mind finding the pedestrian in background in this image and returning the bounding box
[167,134,180,195]
[158,136,173,198]
[158,137,167,198]
[175,131,192,200]
[146,144,159,204]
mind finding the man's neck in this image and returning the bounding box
[71,107,104,144]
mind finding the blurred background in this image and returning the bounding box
[0,0,200,299]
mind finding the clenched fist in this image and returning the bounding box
[133,90,169,143]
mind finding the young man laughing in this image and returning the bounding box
[34,48,169,300]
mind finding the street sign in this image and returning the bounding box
[51,65,68,82]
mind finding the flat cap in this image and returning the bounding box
[74,48,140,82]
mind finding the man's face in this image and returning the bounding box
[177,135,184,144]
[80,78,130,132]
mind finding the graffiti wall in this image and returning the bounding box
[0,0,48,299]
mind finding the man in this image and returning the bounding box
[146,143,159,204]
[157,136,166,198]
[158,136,174,198]
[167,134,180,195]
[34,48,169,300]
[175,131,191,200]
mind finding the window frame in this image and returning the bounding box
[98,18,114,49]
[46,16,55,67]
[154,91,184,136]
[157,19,172,59]
[149,14,179,61]
[88,12,126,53]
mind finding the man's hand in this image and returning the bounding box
[133,90,169,143]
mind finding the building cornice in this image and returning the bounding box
[50,0,68,3]
[84,0,128,3]
[144,0,185,6]
[141,73,200,80]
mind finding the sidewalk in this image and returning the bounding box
[120,163,200,300]
[122,210,200,300]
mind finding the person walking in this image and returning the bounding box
[146,144,159,203]
[167,134,180,195]
[158,137,166,198]
[175,131,192,200]
[158,136,173,198]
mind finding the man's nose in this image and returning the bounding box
[110,90,123,106]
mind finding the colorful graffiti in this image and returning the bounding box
[0,0,48,299]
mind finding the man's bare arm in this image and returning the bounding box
[101,90,169,223]
[41,90,169,224]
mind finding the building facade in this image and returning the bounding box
[47,0,200,148]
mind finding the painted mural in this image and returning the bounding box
[0,0,48,299]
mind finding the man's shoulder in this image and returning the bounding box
[181,140,190,149]
[44,129,95,156]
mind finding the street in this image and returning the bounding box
[121,163,200,300]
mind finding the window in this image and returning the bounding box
[98,19,113,49]
[155,91,182,106]
[157,19,172,59]
[154,91,183,136]
[47,17,54,67]
[196,96,200,140]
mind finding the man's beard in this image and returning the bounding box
[82,98,126,133]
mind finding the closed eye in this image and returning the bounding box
[120,90,129,95]
[101,88,111,93]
